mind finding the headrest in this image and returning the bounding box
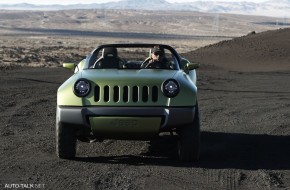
[102,47,117,58]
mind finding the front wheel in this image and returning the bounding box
[56,122,77,159]
[177,104,200,162]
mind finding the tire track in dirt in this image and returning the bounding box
[0,147,39,184]
[95,169,138,190]
[0,97,53,177]
[48,167,82,190]
[0,94,78,189]
[205,169,241,189]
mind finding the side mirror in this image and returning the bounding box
[63,63,76,72]
[181,58,199,74]
[186,62,200,70]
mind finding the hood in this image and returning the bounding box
[80,69,178,84]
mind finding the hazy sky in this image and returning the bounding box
[0,0,269,5]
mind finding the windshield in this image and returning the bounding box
[88,46,179,70]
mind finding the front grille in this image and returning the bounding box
[94,85,159,103]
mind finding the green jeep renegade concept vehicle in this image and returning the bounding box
[56,44,200,162]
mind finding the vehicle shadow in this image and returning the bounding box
[75,132,290,170]
[74,136,181,167]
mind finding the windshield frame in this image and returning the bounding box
[84,44,181,70]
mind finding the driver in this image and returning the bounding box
[141,46,170,69]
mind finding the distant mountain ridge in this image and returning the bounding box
[0,0,289,18]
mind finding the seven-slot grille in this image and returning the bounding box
[94,85,159,103]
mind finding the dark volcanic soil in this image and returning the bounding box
[184,28,290,71]
[0,28,290,190]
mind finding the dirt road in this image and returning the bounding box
[0,65,289,190]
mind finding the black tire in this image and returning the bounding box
[177,104,200,162]
[56,122,77,159]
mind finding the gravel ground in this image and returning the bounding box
[0,65,289,189]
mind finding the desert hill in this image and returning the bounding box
[0,9,289,71]
[185,28,290,71]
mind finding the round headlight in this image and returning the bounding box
[73,79,91,97]
[162,79,179,98]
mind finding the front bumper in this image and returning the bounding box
[57,106,196,139]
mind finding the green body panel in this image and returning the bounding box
[57,72,84,105]
[75,59,86,72]
[90,117,161,139]
[57,69,197,107]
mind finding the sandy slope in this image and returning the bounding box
[184,28,290,71]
